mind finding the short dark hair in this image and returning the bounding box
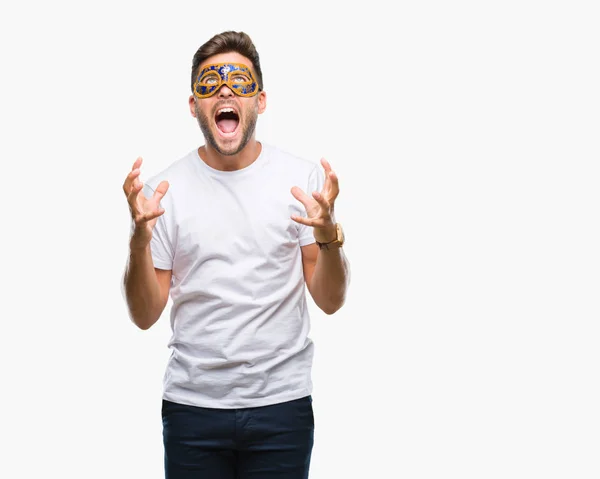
[191,31,263,93]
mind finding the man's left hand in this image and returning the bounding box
[291,158,340,243]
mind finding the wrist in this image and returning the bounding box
[313,223,337,244]
[129,230,151,252]
[314,222,345,250]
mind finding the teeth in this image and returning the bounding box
[218,108,235,114]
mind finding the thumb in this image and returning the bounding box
[153,180,170,202]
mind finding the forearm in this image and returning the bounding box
[123,243,164,330]
[309,247,350,315]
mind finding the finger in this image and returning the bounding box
[291,214,316,227]
[124,156,143,191]
[127,181,144,208]
[319,157,334,195]
[320,157,332,174]
[152,180,170,202]
[132,156,143,171]
[326,169,340,200]
[132,208,165,225]
[290,186,314,209]
[311,191,331,214]
[122,167,142,194]
[320,158,332,186]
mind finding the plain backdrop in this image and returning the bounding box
[1,1,599,478]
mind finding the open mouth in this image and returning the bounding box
[215,107,240,136]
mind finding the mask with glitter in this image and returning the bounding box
[193,63,259,98]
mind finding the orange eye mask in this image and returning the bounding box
[193,63,259,98]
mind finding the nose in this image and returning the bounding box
[217,83,234,98]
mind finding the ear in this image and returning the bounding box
[257,90,267,114]
[189,95,197,117]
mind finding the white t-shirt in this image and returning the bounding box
[144,143,325,409]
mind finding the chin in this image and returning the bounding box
[212,123,248,155]
[214,138,245,156]
[197,104,257,156]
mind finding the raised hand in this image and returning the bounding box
[291,158,340,243]
[122,157,169,249]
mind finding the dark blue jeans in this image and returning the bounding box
[161,395,314,479]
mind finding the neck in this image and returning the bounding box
[199,138,262,172]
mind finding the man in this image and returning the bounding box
[122,30,350,479]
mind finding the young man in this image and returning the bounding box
[122,31,350,479]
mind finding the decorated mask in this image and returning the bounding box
[193,63,259,98]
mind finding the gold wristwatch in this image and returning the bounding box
[316,223,345,250]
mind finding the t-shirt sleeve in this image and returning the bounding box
[142,182,174,270]
[298,164,326,246]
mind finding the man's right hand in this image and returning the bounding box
[123,157,170,250]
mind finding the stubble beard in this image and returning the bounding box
[195,101,258,156]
